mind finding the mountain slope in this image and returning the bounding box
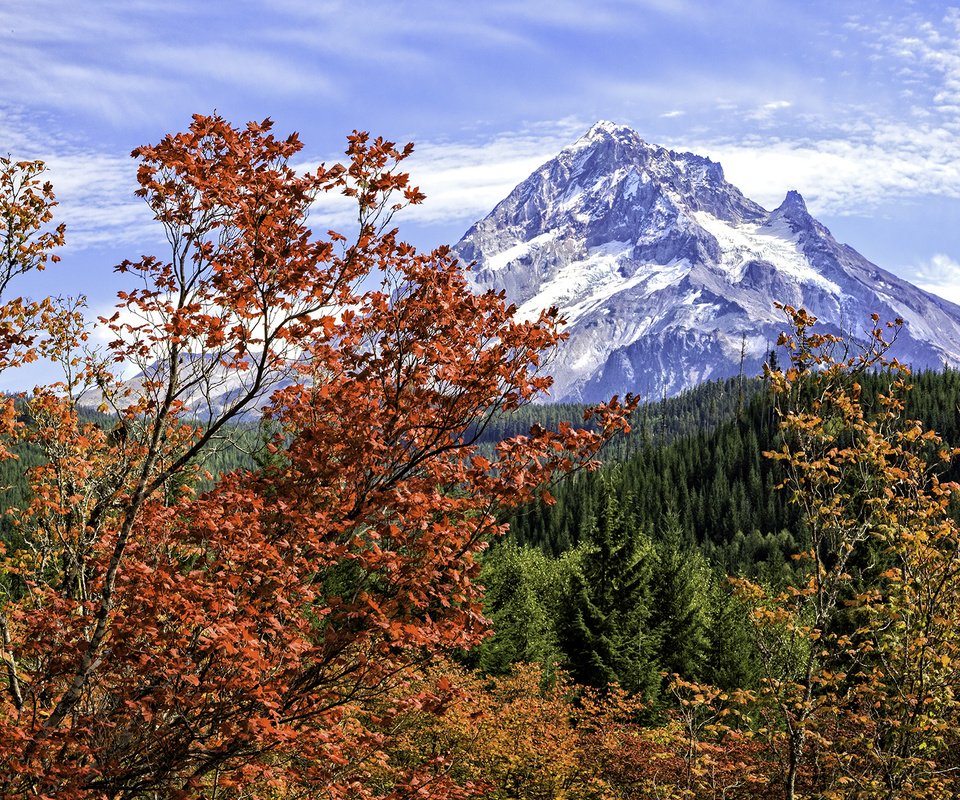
[455,121,960,402]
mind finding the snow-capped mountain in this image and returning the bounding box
[454,121,960,402]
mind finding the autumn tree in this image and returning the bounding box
[0,156,65,381]
[383,662,600,800]
[0,115,635,798]
[739,305,960,799]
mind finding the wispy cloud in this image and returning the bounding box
[261,0,537,63]
[308,120,589,229]
[0,104,155,252]
[132,42,336,99]
[688,120,960,216]
[312,110,960,233]
[903,253,960,306]
[846,7,960,127]
[1,0,957,285]
[18,110,960,258]
[742,99,794,124]
[0,2,182,123]
[0,2,338,125]
[913,10,960,118]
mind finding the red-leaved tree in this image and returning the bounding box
[0,115,634,798]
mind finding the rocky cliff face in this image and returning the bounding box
[455,121,960,401]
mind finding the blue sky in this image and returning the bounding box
[2,1,960,385]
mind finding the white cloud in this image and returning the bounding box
[745,99,793,122]
[904,254,960,306]
[374,112,960,230]
[909,9,960,115]
[309,120,588,229]
[2,2,958,275]
[0,2,340,125]
[0,106,156,252]
[850,7,960,130]
[5,53,959,267]
[0,3,183,123]
[684,120,960,216]
[14,109,960,260]
[131,42,335,98]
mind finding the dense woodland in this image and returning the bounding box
[510,367,960,560]
[1,119,960,799]
[475,365,960,677]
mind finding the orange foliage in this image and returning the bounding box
[383,665,779,800]
[0,157,66,375]
[387,663,592,799]
[740,304,960,799]
[0,116,635,798]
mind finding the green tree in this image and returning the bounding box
[557,473,656,695]
[703,577,760,690]
[476,542,564,677]
[649,511,710,681]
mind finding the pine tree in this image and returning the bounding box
[557,473,656,695]
[703,576,760,690]
[649,511,710,681]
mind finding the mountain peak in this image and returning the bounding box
[769,189,814,230]
[573,120,648,150]
[586,120,635,138]
[778,189,807,212]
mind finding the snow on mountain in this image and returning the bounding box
[454,121,960,402]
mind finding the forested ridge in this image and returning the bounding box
[465,338,960,798]
[510,366,960,561]
[2,120,960,799]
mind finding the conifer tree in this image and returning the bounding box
[649,511,710,681]
[557,473,656,695]
[703,577,760,690]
